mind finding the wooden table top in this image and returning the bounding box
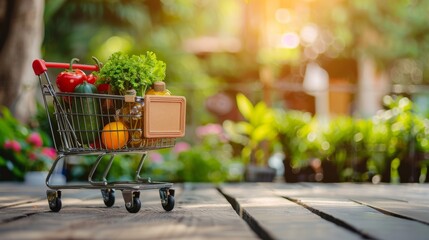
[1,182,429,240]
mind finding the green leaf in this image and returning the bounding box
[241,146,252,164]
[251,125,275,143]
[222,120,249,145]
[251,102,274,126]
[235,121,254,135]
[236,93,253,120]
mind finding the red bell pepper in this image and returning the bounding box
[56,58,87,92]
[86,73,97,85]
[97,83,110,94]
[86,56,103,85]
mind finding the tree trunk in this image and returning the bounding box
[0,0,44,123]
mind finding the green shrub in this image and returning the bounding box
[0,107,56,181]
[270,95,429,183]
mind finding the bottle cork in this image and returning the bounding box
[147,81,171,95]
[153,81,166,92]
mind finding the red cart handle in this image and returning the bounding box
[32,59,99,75]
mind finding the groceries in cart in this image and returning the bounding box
[50,52,185,151]
[32,51,186,213]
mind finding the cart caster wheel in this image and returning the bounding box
[47,190,62,212]
[101,189,115,207]
[162,195,175,212]
[125,197,141,213]
[160,188,175,212]
[49,197,62,212]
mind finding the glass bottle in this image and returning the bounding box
[146,81,171,95]
[117,89,144,148]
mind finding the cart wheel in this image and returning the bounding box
[162,195,175,211]
[49,197,62,212]
[125,197,141,213]
[101,189,115,207]
[47,190,62,212]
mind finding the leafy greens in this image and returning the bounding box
[98,51,166,96]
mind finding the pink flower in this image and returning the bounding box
[196,124,223,138]
[3,140,21,152]
[173,141,190,154]
[28,152,37,161]
[27,132,43,147]
[196,123,228,142]
[41,147,57,160]
[3,141,12,149]
[149,152,164,164]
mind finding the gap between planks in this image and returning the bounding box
[218,184,363,240]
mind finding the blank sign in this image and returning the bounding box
[144,95,186,138]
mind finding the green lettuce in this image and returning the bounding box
[98,51,166,96]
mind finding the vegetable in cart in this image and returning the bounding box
[71,80,100,144]
[56,58,87,92]
[97,51,166,96]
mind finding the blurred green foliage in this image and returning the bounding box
[274,95,429,183]
[42,0,429,128]
[0,108,56,181]
[224,93,277,166]
[43,0,238,127]
[174,124,241,183]
[306,0,429,83]
[68,126,240,183]
[40,0,246,183]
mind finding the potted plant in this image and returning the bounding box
[223,93,278,182]
[274,109,311,182]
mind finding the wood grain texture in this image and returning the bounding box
[220,183,361,240]
[271,183,429,240]
[2,182,429,240]
[0,183,258,240]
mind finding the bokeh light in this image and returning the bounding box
[275,8,291,24]
[279,32,300,49]
[95,35,134,60]
[300,24,319,45]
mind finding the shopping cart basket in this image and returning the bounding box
[32,59,186,213]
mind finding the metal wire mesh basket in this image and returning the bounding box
[46,91,178,154]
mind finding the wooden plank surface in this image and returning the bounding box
[1,182,429,240]
[0,183,45,209]
[0,183,258,240]
[354,198,429,224]
[270,183,429,240]
[219,183,361,240]
[270,183,429,224]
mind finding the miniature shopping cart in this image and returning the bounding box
[32,59,186,213]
